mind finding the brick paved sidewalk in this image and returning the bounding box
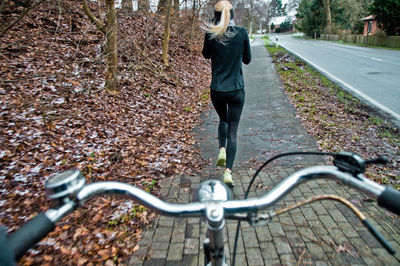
[129,38,400,265]
[129,164,400,266]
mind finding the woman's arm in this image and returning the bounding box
[242,28,251,64]
[202,33,211,59]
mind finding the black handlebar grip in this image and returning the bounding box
[8,213,55,260]
[377,187,400,215]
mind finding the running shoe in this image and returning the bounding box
[223,171,234,186]
[216,149,226,167]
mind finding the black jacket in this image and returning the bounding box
[202,26,251,92]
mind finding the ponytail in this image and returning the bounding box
[203,1,234,41]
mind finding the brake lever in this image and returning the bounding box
[333,152,388,176]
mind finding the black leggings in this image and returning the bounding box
[211,89,245,170]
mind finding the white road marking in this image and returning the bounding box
[361,55,383,62]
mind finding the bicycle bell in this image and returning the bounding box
[45,169,86,200]
[195,180,232,202]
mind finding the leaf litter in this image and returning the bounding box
[0,1,210,264]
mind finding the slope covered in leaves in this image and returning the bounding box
[0,1,210,264]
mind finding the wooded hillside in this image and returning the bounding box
[0,0,210,264]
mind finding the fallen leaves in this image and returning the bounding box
[0,0,210,264]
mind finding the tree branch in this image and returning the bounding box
[0,0,46,38]
[82,0,106,34]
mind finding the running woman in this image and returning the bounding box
[202,0,251,186]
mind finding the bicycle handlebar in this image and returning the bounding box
[69,166,389,217]
[378,186,400,215]
[6,164,400,261]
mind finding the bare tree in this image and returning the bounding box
[121,0,133,13]
[83,0,118,95]
[162,0,173,66]
[158,0,168,14]
[323,0,332,34]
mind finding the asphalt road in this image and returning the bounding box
[275,34,400,122]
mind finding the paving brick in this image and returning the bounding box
[184,238,199,255]
[182,254,198,266]
[300,207,318,221]
[338,222,360,238]
[171,231,185,243]
[279,253,298,266]
[290,212,307,226]
[310,202,329,215]
[268,222,285,237]
[327,227,349,246]
[160,188,169,198]
[274,237,292,255]
[186,223,200,238]
[232,253,247,265]
[187,217,200,224]
[286,231,306,249]
[153,227,172,242]
[264,259,281,265]
[246,248,264,265]
[158,217,174,227]
[315,261,329,266]
[143,259,165,266]
[320,199,337,210]
[148,246,168,259]
[258,240,279,260]
[242,227,259,248]
[304,242,327,260]
[319,214,336,230]
[329,209,348,223]
[228,235,245,254]
[255,225,272,241]
[373,248,399,265]
[167,243,184,261]
[232,185,245,197]
[298,227,318,243]
[299,184,312,193]
[307,220,329,235]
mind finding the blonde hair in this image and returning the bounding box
[203,1,234,40]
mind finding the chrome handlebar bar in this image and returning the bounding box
[44,165,386,224]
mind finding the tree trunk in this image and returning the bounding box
[121,0,133,13]
[138,0,149,12]
[249,0,253,36]
[162,0,172,66]
[186,0,197,49]
[173,0,179,15]
[105,0,118,94]
[157,0,167,14]
[324,0,332,34]
[83,0,118,94]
